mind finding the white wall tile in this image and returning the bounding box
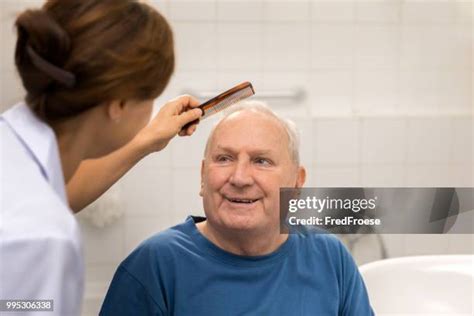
[360,165,405,187]
[83,263,117,315]
[0,5,17,72]
[169,70,219,102]
[124,215,174,255]
[380,234,406,258]
[172,168,203,223]
[403,234,450,256]
[138,140,173,170]
[310,70,352,96]
[399,70,442,114]
[451,118,473,164]
[311,24,355,69]
[262,71,310,117]
[152,72,215,116]
[401,25,466,70]
[288,117,315,169]
[262,71,309,92]
[79,217,125,265]
[311,95,353,116]
[446,234,474,254]
[149,0,170,17]
[354,70,399,114]
[119,166,173,215]
[403,164,454,187]
[0,72,25,112]
[401,1,457,24]
[217,71,263,92]
[81,285,108,316]
[170,114,218,168]
[441,163,474,187]
[309,70,353,115]
[168,0,216,22]
[437,70,472,115]
[351,234,387,265]
[173,22,217,71]
[217,0,263,22]
[406,118,453,164]
[314,118,360,164]
[311,1,355,23]
[451,23,473,69]
[455,0,473,25]
[360,118,407,164]
[264,0,310,22]
[263,23,310,71]
[355,25,399,70]
[217,23,263,71]
[84,264,117,286]
[355,0,400,23]
[309,165,360,187]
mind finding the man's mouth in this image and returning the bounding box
[225,197,260,204]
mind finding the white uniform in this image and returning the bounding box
[0,103,83,315]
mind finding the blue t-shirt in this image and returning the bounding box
[100,216,374,316]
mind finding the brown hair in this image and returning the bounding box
[15,0,174,121]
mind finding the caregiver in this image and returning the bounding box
[0,0,201,314]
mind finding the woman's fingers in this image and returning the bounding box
[178,123,198,137]
[177,108,202,127]
[188,124,198,135]
[165,95,201,114]
[186,95,201,108]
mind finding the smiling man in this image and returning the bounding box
[100,102,374,316]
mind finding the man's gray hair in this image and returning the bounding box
[204,100,301,165]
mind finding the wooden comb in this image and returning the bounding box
[182,81,255,131]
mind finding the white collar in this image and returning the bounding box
[1,103,67,204]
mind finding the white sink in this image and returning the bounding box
[359,255,474,315]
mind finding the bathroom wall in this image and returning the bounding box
[1,1,472,315]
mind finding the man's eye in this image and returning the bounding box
[216,155,232,162]
[254,158,272,166]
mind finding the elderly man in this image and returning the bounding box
[100,102,374,315]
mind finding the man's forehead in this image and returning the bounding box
[217,110,285,135]
[207,112,288,155]
[214,144,275,155]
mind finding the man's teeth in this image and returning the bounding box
[228,198,257,203]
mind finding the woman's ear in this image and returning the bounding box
[107,100,126,123]
[295,166,306,188]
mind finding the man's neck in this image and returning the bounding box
[196,220,288,256]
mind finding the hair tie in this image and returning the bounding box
[26,45,76,88]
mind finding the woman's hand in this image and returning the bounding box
[67,95,202,212]
[134,95,203,155]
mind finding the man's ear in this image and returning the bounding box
[107,100,126,123]
[199,159,205,197]
[295,166,306,188]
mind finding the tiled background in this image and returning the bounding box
[1,1,473,315]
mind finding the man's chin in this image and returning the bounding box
[219,214,263,233]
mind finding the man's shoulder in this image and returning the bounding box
[296,229,344,247]
[144,218,192,247]
[294,230,348,260]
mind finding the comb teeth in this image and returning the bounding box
[201,86,254,120]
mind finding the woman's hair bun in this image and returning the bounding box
[14,1,174,122]
[15,9,72,94]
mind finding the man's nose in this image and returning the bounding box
[229,160,254,187]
